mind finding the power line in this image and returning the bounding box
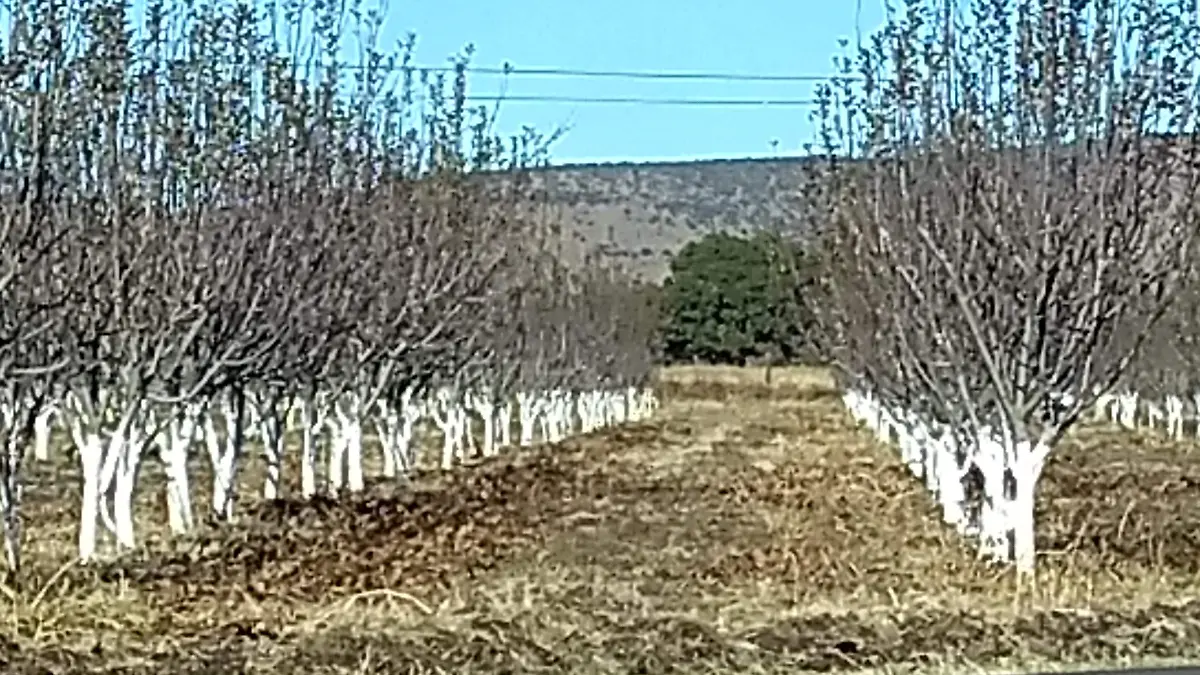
[345,62,858,83]
[450,94,820,106]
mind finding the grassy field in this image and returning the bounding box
[4,365,1200,673]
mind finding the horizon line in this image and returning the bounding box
[548,151,814,167]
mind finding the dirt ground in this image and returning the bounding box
[5,365,1200,673]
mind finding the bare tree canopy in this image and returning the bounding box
[805,0,1200,572]
[0,0,660,576]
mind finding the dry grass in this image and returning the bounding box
[2,365,1200,673]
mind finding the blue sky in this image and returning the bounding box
[380,1,885,164]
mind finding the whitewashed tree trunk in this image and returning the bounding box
[326,427,347,493]
[516,392,538,446]
[326,392,366,495]
[480,407,496,456]
[921,429,967,534]
[330,398,365,493]
[33,404,55,462]
[1092,393,1115,423]
[111,426,149,550]
[537,409,549,439]
[1003,438,1050,574]
[1146,401,1165,430]
[450,397,469,462]
[0,422,25,571]
[376,402,399,478]
[157,406,200,534]
[1117,392,1138,429]
[206,390,247,521]
[61,387,144,560]
[603,391,619,426]
[296,393,326,499]
[71,425,127,560]
[1166,395,1184,439]
[553,391,568,440]
[974,434,1009,561]
[537,392,553,441]
[549,391,571,441]
[467,392,498,457]
[429,390,465,470]
[497,400,514,448]
[253,393,287,500]
[76,431,104,561]
[578,393,598,432]
[1193,393,1200,438]
[375,388,420,477]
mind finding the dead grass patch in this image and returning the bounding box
[2,365,1200,673]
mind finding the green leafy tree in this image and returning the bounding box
[660,232,812,364]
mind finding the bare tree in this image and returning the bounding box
[810,0,1200,572]
[0,0,658,577]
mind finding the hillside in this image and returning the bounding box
[531,156,820,283]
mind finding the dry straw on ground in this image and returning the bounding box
[3,365,1200,673]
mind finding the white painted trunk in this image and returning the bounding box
[1194,394,1200,438]
[468,396,498,457]
[1105,394,1121,424]
[625,387,641,421]
[162,457,193,534]
[62,394,141,560]
[111,427,148,550]
[933,436,967,532]
[1117,392,1138,429]
[74,431,104,562]
[429,396,463,470]
[613,391,628,424]
[918,428,938,491]
[376,404,399,478]
[555,393,572,440]
[325,394,365,495]
[974,436,1009,562]
[1092,393,1114,423]
[516,393,538,446]
[1003,441,1049,574]
[387,413,417,476]
[480,409,496,457]
[374,390,419,478]
[341,415,365,492]
[33,405,54,462]
[497,401,514,447]
[578,395,598,432]
[0,428,24,571]
[439,421,456,470]
[157,407,201,534]
[1146,402,1164,430]
[256,402,285,501]
[550,395,570,441]
[459,406,477,458]
[206,393,247,521]
[95,431,122,538]
[209,438,238,521]
[1166,396,1184,440]
[297,394,325,499]
[326,429,347,493]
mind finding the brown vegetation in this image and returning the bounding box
[3,366,1200,673]
[530,157,820,283]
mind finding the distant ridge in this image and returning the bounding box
[519,155,821,283]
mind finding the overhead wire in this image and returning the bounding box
[366,63,859,83]
[363,63,847,107]
[436,94,820,106]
